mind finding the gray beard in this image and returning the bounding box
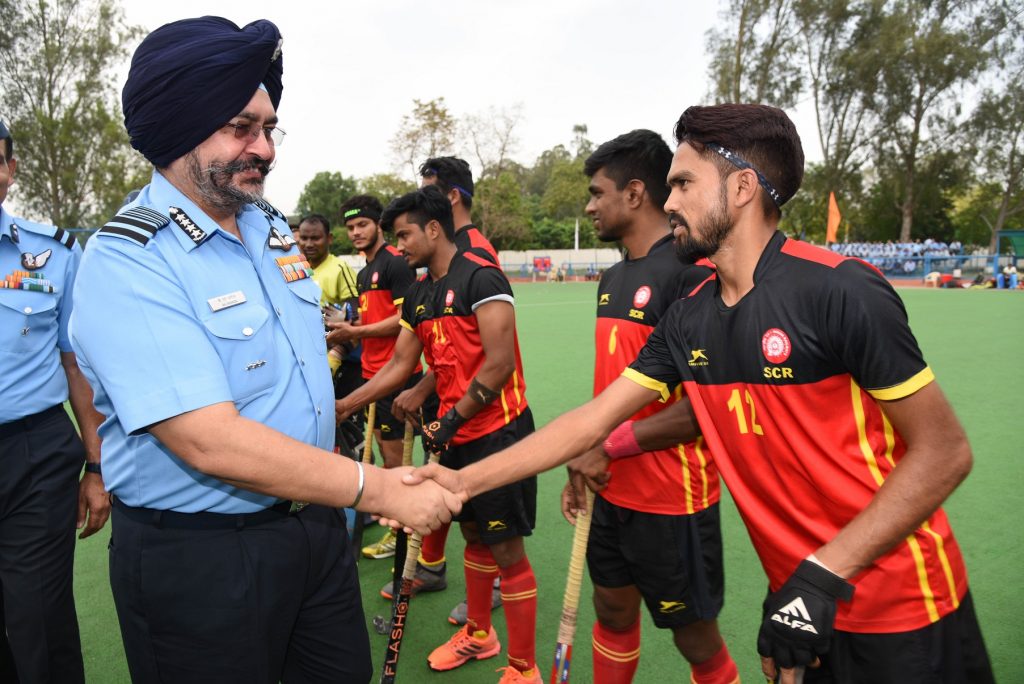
[185,152,269,214]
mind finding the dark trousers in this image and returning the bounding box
[0,405,86,683]
[803,590,994,684]
[109,502,371,683]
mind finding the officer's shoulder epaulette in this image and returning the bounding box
[15,220,78,250]
[252,198,286,222]
[96,206,170,247]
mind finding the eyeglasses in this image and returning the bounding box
[223,121,287,146]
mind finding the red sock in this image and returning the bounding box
[419,521,450,566]
[464,543,499,632]
[690,642,738,684]
[498,556,538,673]
[592,620,640,684]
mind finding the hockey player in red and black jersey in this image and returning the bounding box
[390,155,504,625]
[406,105,993,684]
[328,194,423,560]
[420,156,499,265]
[336,186,541,684]
[561,129,737,684]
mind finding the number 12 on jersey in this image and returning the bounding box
[727,388,764,436]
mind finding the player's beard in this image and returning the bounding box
[187,152,272,214]
[672,183,733,264]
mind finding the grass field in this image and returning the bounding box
[72,283,1024,682]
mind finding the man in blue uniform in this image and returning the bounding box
[0,119,109,683]
[69,18,458,683]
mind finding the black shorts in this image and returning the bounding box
[370,372,423,441]
[333,360,364,404]
[587,497,724,629]
[801,590,993,684]
[443,408,537,545]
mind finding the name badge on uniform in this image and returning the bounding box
[208,290,247,312]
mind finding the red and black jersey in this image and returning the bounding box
[627,231,966,633]
[595,235,720,515]
[455,224,500,266]
[357,244,420,379]
[400,251,528,444]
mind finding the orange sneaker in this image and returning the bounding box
[427,625,501,671]
[497,665,542,683]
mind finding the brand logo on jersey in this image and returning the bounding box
[762,328,792,364]
[169,206,207,245]
[372,271,379,284]
[445,289,455,306]
[633,285,652,308]
[487,520,508,532]
[599,293,610,306]
[21,249,52,270]
[658,600,687,614]
[770,596,818,634]
[628,308,645,320]
[688,349,709,367]
[415,304,427,315]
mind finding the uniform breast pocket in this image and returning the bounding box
[200,303,277,402]
[0,291,58,355]
[287,279,327,356]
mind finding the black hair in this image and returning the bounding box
[339,194,384,226]
[584,129,673,209]
[418,156,474,209]
[673,104,804,219]
[298,213,331,236]
[380,185,455,240]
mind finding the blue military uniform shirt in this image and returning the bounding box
[71,171,334,513]
[0,207,80,423]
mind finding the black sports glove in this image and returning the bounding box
[421,407,467,455]
[757,559,855,669]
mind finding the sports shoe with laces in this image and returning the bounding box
[379,561,447,600]
[496,665,542,683]
[362,527,397,559]
[427,625,501,671]
[448,577,503,625]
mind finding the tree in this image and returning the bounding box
[965,12,1024,251]
[540,156,589,222]
[295,171,358,253]
[390,97,457,179]
[705,0,803,107]
[356,173,415,205]
[859,0,1003,242]
[0,0,146,228]
[461,104,523,179]
[858,149,970,242]
[571,124,593,160]
[472,171,530,250]
[794,0,872,197]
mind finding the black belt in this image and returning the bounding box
[0,404,66,440]
[112,496,293,530]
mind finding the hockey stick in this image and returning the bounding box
[351,403,377,560]
[550,487,596,684]
[380,449,441,684]
[387,424,416,603]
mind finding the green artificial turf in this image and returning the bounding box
[71,283,1024,682]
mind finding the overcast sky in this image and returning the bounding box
[110,1,822,215]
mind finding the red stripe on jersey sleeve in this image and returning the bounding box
[462,251,499,270]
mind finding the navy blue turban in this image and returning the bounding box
[122,16,284,167]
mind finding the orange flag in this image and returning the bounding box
[826,191,841,244]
